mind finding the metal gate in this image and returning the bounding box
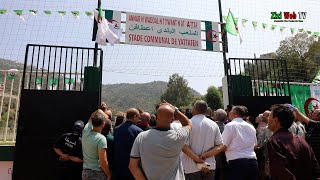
[0,70,22,144]
[13,44,103,180]
[225,58,292,116]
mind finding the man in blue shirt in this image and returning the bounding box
[113,108,143,180]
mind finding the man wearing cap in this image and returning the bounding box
[54,120,84,180]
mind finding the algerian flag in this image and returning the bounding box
[44,10,52,15]
[13,10,25,21]
[271,25,277,31]
[29,10,37,15]
[222,16,227,22]
[290,28,295,34]
[93,9,122,45]
[49,78,59,90]
[205,21,220,52]
[36,77,42,84]
[13,10,22,16]
[36,78,42,90]
[298,29,304,33]
[71,11,80,19]
[241,19,248,27]
[280,26,286,32]
[225,10,238,36]
[234,18,239,25]
[85,11,94,20]
[7,69,18,80]
[225,10,242,44]
[65,78,75,90]
[58,11,66,17]
[0,10,7,15]
[252,21,258,30]
[262,23,267,29]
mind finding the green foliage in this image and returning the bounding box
[0,111,16,131]
[102,81,167,113]
[205,86,223,110]
[218,86,223,99]
[102,81,200,113]
[276,33,319,82]
[0,59,203,114]
[190,95,205,107]
[161,74,194,107]
[244,33,320,83]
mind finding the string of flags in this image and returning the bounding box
[222,15,319,38]
[0,9,318,38]
[0,9,94,19]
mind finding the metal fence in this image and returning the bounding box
[0,44,103,144]
[0,70,22,143]
[23,44,103,91]
[227,58,291,97]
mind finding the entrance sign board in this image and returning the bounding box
[125,12,202,50]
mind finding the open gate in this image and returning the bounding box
[224,58,292,117]
[13,44,103,180]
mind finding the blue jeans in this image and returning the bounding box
[82,169,106,180]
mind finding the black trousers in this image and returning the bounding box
[58,166,82,180]
[226,158,258,180]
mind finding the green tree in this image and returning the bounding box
[161,73,194,107]
[276,33,318,82]
[205,86,223,110]
[244,33,320,83]
[190,95,205,107]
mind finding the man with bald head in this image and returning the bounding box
[137,112,152,131]
[113,108,142,180]
[129,101,191,180]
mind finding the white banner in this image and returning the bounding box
[125,12,202,50]
[211,22,220,52]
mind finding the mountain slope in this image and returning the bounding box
[0,59,202,112]
[101,81,201,113]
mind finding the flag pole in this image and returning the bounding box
[93,0,101,67]
[218,0,231,105]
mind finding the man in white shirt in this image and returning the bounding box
[222,106,258,180]
[182,100,223,180]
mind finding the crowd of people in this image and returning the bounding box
[53,100,320,180]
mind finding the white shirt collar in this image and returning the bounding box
[232,117,244,122]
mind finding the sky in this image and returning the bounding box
[0,0,319,94]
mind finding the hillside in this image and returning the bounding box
[0,59,202,113]
[101,81,201,113]
[0,58,24,70]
